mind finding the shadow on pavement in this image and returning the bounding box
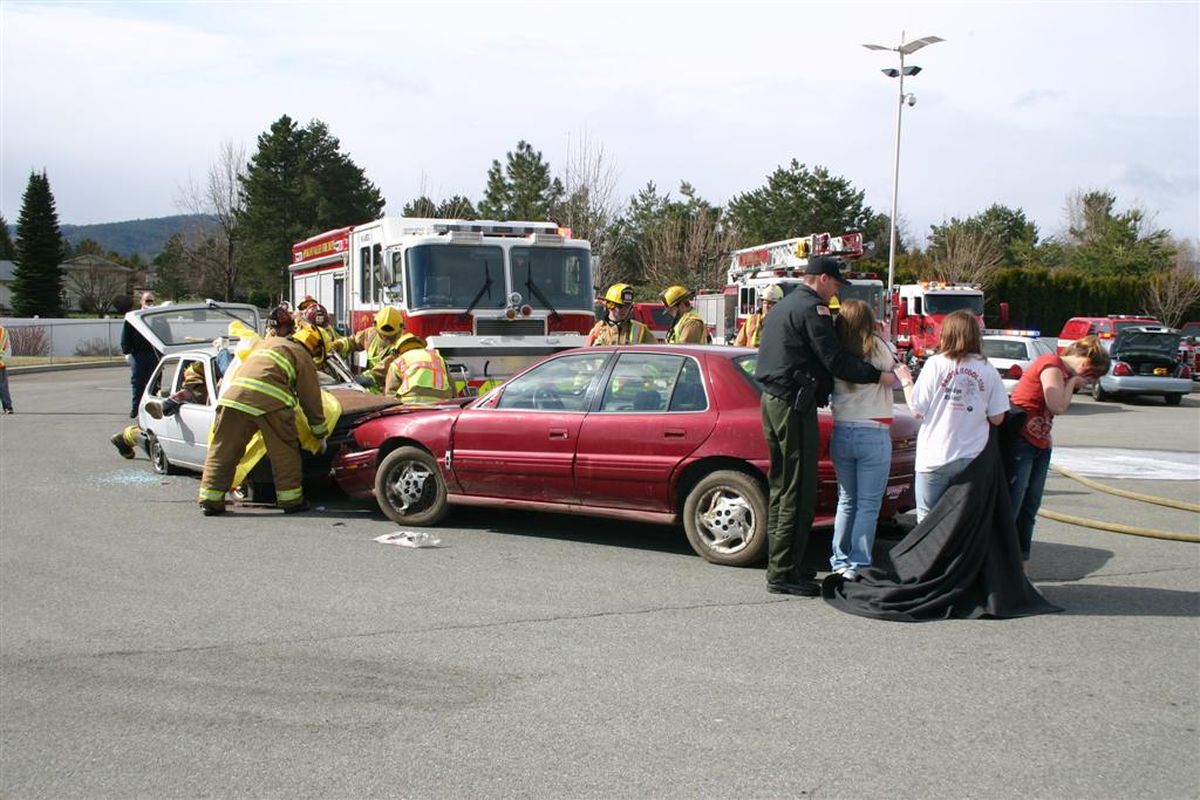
[1038,584,1200,617]
[1063,403,1127,416]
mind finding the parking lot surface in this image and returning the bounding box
[1,367,1197,798]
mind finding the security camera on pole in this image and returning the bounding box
[862,32,944,327]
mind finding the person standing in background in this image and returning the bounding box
[0,322,13,413]
[120,292,158,418]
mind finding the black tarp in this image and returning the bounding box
[822,433,1062,622]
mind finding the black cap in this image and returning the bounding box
[804,255,851,286]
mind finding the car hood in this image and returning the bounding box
[1111,330,1181,355]
[127,301,261,354]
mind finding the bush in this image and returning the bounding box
[9,326,50,357]
[74,337,117,357]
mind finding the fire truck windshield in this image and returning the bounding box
[924,293,984,316]
[406,245,506,310]
[510,247,593,311]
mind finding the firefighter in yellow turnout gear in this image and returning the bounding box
[661,285,709,344]
[734,283,784,348]
[336,306,406,393]
[383,334,455,405]
[587,283,653,346]
[198,327,328,515]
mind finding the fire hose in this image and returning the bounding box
[1037,465,1200,543]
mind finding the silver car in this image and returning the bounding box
[1093,326,1192,406]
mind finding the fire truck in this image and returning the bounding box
[697,232,885,344]
[289,217,595,391]
[892,280,986,369]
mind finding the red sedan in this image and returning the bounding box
[333,345,917,566]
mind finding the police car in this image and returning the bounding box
[981,330,1055,393]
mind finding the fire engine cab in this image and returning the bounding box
[289,217,595,391]
[892,280,985,369]
[696,232,885,344]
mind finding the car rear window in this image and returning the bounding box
[983,340,1029,360]
[733,354,762,395]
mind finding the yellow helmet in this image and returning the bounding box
[661,285,693,309]
[291,325,326,363]
[604,283,634,307]
[375,306,405,336]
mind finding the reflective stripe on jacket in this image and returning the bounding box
[217,336,327,436]
[385,346,455,404]
[668,310,708,344]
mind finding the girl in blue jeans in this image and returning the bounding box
[829,301,898,581]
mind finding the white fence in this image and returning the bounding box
[0,317,126,362]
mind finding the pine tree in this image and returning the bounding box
[237,115,384,296]
[0,213,15,260]
[477,141,563,220]
[152,233,191,301]
[12,171,66,317]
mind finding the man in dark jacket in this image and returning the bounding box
[120,292,159,418]
[755,256,897,596]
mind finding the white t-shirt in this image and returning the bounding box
[909,353,1010,472]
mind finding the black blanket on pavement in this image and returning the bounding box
[822,433,1062,622]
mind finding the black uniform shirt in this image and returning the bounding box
[754,284,882,405]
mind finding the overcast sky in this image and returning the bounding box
[2,1,1197,248]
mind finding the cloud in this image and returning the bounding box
[1012,90,1063,110]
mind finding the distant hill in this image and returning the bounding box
[0,214,218,261]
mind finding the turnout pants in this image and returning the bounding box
[761,392,819,583]
[198,406,305,509]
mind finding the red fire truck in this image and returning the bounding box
[697,232,885,344]
[289,217,595,391]
[892,280,986,369]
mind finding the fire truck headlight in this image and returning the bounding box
[505,306,518,320]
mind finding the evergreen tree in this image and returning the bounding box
[1059,190,1174,276]
[401,195,476,219]
[402,195,438,217]
[153,233,191,301]
[725,161,882,250]
[0,214,15,260]
[477,140,563,220]
[927,204,1039,269]
[237,115,384,295]
[12,170,66,317]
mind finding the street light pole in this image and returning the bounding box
[862,32,944,323]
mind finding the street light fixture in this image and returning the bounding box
[862,32,944,321]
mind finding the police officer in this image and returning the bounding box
[587,283,653,345]
[754,256,898,596]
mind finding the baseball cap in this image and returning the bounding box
[804,256,851,286]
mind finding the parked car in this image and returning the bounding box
[1056,315,1160,353]
[332,345,918,567]
[127,301,398,497]
[982,331,1055,393]
[1093,326,1192,406]
[1178,322,1199,379]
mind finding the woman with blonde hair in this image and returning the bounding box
[829,300,899,580]
[1008,335,1109,561]
[898,310,1011,521]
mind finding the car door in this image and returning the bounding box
[174,357,217,469]
[449,351,610,503]
[574,352,716,512]
[143,357,185,461]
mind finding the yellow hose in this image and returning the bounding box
[1051,465,1200,512]
[1036,509,1200,543]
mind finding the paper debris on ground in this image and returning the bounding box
[374,531,443,548]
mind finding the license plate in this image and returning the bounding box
[1154,367,1168,376]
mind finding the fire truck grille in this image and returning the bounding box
[475,318,547,336]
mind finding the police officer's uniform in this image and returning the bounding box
[754,258,883,593]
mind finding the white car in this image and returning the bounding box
[982,332,1055,393]
[128,301,396,497]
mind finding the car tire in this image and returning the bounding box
[374,446,449,526]
[1165,393,1183,406]
[144,432,180,476]
[231,481,276,504]
[1091,381,1111,402]
[682,470,768,567]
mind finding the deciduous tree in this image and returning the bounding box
[12,170,66,317]
[553,133,620,287]
[178,141,248,301]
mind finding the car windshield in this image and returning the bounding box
[509,247,594,312]
[406,245,506,311]
[1113,319,1160,333]
[1115,331,1181,353]
[733,354,761,394]
[983,339,1030,360]
[925,294,984,315]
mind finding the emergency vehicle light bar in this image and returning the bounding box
[983,328,1041,337]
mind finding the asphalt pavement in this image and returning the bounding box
[1,367,1197,799]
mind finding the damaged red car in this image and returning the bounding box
[333,345,917,566]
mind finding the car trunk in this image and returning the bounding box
[1112,331,1184,377]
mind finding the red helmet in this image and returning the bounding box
[301,302,329,328]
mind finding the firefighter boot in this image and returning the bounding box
[110,432,135,459]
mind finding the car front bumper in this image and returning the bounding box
[332,447,379,498]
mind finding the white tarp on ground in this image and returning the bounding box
[1052,447,1200,481]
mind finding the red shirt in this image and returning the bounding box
[1011,353,1068,449]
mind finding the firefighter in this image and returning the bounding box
[265,304,295,338]
[197,325,328,516]
[337,306,408,392]
[734,284,784,347]
[383,334,455,405]
[661,285,709,344]
[296,299,341,369]
[110,425,144,459]
[145,361,209,419]
[587,283,653,346]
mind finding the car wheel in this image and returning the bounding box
[1091,381,1111,401]
[231,481,276,504]
[1165,393,1183,406]
[374,446,449,526]
[145,432,179,476]
[682,470,768,567]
